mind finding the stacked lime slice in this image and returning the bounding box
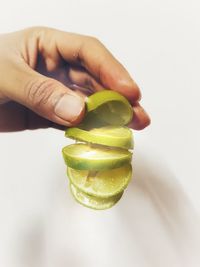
[62,90,134,210]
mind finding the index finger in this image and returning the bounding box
[54,30,141,103]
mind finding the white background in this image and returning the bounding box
[0,0,200,266]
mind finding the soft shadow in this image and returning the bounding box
[14,219,45,267]
[13,150,200,267]
[119,151,200,267]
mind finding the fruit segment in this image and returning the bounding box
[70,183,123,210]
[86,90,133,126]
[62,143,132,171]
[67,164,132,198]
[65,126,133,149]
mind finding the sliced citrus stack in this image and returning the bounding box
[62,90,134,210]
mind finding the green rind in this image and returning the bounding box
[86,90,132,113]
[62,144,132,170]
[65,126,133,149]
[70,183,123,210]
[86,90,133,125]
[67,164,132,198]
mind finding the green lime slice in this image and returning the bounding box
[65,126,133,149]
[62,143,132,170]
[78,111,106,130]
[67,164,132,198]
[70,183,123,210]
[85,90,133,126]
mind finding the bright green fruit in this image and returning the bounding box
[78,111,106,130]
[62,143,132,170]
[63,90,134,210]
[85,90,133,126]
[67,164,132,198]
[70,183,123,210]
[65,126,133,149]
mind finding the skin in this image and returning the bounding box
[0,27,150,132]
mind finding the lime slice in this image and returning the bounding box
[65,126,133,149]
[86,90,133,126]
[70,183,123,210]
[78,112,106,130]
[62,143,132,170]
[67,164,132,198]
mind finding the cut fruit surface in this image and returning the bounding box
[65,126,133,149]
[70,183,123,210]
[62,90,134,210]
[67,164,132,198]
[86,90,133,126]
[62,143,132,170]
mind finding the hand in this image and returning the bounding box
[0,27,150,132]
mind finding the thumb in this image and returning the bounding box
[4,63,85,126]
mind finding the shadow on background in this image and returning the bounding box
[13,150,200,267]
[119,151,200,267]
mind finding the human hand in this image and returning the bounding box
[0,27,150,132]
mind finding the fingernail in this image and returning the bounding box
[54,94,84,122]
[138,104,150,118]
[131,104,151,129]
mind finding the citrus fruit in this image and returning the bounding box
[70,183,123,210]
[86,90,133,126]
[62,143,132,170]
[67,164,132,198]
[65,126,133,149]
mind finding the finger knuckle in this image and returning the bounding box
[24,26,53,42]
[26,78,57,107]
[26,26,48,35]
[85,35,101,45]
